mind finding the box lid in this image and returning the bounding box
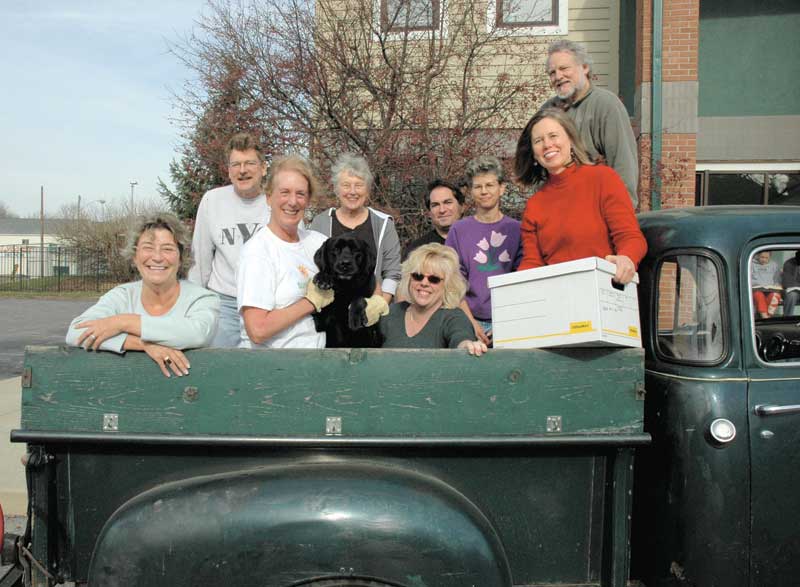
[488,256,639,288]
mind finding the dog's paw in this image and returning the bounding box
[347,298,369,330]
[313,273,334,290]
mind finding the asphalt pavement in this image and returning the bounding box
[1,297,97,521]
[0,298,96,378]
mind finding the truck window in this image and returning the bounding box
[656,254,724,363]
[750,248,800,363]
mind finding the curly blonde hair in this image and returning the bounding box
[122,213,193,279]
[397,243,466,309]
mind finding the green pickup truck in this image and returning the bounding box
[2,206,799,587]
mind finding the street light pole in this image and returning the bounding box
[85,199,107,220]
[129,180,138,215]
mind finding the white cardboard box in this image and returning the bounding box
[488,257,641,349]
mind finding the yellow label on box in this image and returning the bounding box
[628,326,639,337]
[569,321,593,333]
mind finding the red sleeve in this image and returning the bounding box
[518,196,545,271]
[598,167,648,267]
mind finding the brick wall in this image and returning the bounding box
[635,0,651,87]
[636,0,699,211]
[662,0,699,82]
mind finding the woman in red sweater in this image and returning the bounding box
[514,108,647,284]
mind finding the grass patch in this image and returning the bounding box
[0,290,102,300]
[0,276,116,299]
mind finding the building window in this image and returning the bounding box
[496,0,557,27]
[695,168,800,206]
[487,0,567,35]
[380,0,440,33]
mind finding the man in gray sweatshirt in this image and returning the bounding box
[188,133,269,347]
[540,39,639,207]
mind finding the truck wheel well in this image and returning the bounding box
[292,578,403,587]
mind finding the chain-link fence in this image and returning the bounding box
[0,244,132,293]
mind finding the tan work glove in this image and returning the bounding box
[364,294,389,326]
[305,279,335,312]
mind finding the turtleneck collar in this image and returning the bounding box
[547,161,581,185]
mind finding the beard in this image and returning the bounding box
[556,76,588,102]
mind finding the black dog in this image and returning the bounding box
[312,234,383,348]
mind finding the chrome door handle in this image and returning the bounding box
[754,404,800,417]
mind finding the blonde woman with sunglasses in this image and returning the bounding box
[379,243,487,356]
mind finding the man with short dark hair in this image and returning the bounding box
[188,132,269,347]
[402,179,465,260]
[541,39,639,206]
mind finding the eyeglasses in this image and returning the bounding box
[411,272,443,285]
[228,160,260,170]
[137,244,179,256]
[339,182,366,192]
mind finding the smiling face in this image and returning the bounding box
[470,173,505,214]
[336,171,370,213]
[267,169,310,240]
[428,186,463,233]
[547,50,590,102]
[228,148,267,199]
[134,228,181,288]
[409,264,445,310]
[531,116,573,175]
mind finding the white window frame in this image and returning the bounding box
[486,0,568,36]
[695,163,800,206]
[374,0,449,41]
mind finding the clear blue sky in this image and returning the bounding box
[0,1,205,217]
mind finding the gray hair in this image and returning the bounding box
[465,155,507,185]
[331,153,374,192]
[547,39,593,74]
[122,212,193,279]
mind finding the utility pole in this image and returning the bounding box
[40,186,45,280]
[77,194,81,218]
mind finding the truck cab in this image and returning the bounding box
[633,205,800,586]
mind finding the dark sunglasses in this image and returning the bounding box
[411,272,443,285]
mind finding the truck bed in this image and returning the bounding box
[13,346,647,587]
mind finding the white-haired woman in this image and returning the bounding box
[66,213,220,378]
[310,153,402,307]
[380,243,487,355]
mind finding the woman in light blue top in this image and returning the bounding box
[66,213,219,377]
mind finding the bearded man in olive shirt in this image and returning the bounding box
[541,39,639,207]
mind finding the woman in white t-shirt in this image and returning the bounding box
[237,155,333,348]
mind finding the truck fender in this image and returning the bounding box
[88,460,512,587]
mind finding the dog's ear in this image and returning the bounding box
[314,239,330,274]
[361,238,377,276]
[313,239,335,289]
